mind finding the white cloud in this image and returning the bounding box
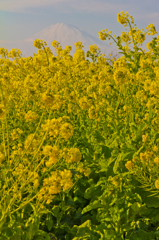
[0,0,74,12]
[1,0,159,32]
[135,12,159,26]
[0,0,127,14]
[67,0,125,13]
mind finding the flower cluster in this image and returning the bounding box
[0,12,159,233]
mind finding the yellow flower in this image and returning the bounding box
[120,32,131,43]
[88,106,98,119]
[41,118,61,138]
[33,39,44,49]
[34,179,39,188]
[49,155,58,164]
[125,161,135,171]
[41,92,56,108]
[59,169,72,179]
[146,23,158,35]
[142,134,148,143]
[155,180,159,189]
[98,31,107,41]
[123,105,129,112]
[8,48,22,58]
[89,44,98,54]
[117,13,127,25]
[25,110,39,122]
[0,152,5,164]
[0,47,8,58]
[153,146,158,152]
[154,157,159,165]
[74,50,85,62]
[62,179,74,191]
[79,96,91,110]
[52,40,60,48]
[24,133,40,152]
[0,105,6,119]
[48,185,61,195]
[112,180,119,187]
[114,67,130,85]
[49,146,59,164]
[83,168,91,177]
[132,157,137,162]
[65,148,82,163]
[46,199,53,204]
[74,41,84,50]
[42,145,53,156]
[140,152,147,162]
[45,160,54,167]
[59,123,74,140]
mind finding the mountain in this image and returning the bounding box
[1,23,117,58]
[25,23,109,56]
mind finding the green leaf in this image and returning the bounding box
[84,184,103,201]
[34,229,51,240]
[138,206,159,222]
[46,213,53,231]
[96,208,111,223]
[153,132,159,144]
[128,229,155,240]
[113,150,135,174]
[95,177,107,187]
[1,228,13,238]
[134,185,159,208]
[148,105,153,123]
[121,151,135,161]
[135,145,145,156]
[101,145,112,159]
[51,206,60,218]
[128,202,141,222]
[113,154,122,174]
[73,196,87,205]
[135,122,147,138]
[71,220,101,240]
[82,200,103,215]
[92,130,106,143]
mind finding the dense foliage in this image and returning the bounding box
[0,11,159,239]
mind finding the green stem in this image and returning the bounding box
[42,45,50,66]
[0,107,50,206]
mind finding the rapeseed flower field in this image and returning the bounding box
[0,11,159,239]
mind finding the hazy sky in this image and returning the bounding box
[0,0,159,57]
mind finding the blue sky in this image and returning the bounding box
[0,0,159,57]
